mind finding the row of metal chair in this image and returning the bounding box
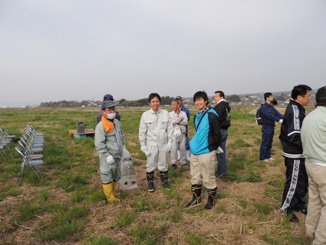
[15,126,44,185]
[0,128,15,155]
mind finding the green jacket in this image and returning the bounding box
[301,106,326,165]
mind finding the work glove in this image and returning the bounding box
[106,155,115,164]
[279,119,283,123]
[141,146,150,156]
[166,143,172,152]
[216,146,224,154]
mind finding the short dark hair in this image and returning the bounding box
[316,86,326,106]
[264,92,273,101]
[291,84,312,100]
[148,93,161,103]
[193,91,209,105]
[172,99,180,105]
[214,90,225,98]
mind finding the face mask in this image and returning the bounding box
[106,112,116,120]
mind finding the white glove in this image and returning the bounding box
[216,146,224,154]
[106,155,115,164]
[141,146,150,156]
[166,143,172,152]
[279,119,283,123]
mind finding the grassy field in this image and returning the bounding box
[0,106,312,245]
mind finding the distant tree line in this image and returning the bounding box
[225,94,241,102]
[39,100,93,107]
[39,96,176,108]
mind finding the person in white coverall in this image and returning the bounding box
[169,99,188,169]
[139,93,173,192]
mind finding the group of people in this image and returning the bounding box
[259,84,326,244]
[94,85,326,243]
[94,91,231,210]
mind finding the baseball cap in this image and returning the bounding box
[316,86,326,106]
[175,96,182,100]
[103,94,114,101]
[101,100,116,110]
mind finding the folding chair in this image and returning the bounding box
[18,139,43,153]
[17,142,43,160]
[26,127,44,142]
[0,131,12,155]
[27,125,44,138]
[0,128,15,140]
[21,134,44,147]
[15,147,43,185]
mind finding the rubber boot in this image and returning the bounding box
[204,187,217,209]
[185,185,202,207]
[103,183,120,203]
[160,171,169,189]
[112,181,120,196]
[146,171,155,192]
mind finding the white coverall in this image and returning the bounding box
[169,110,188,165]
[139,108,173,172]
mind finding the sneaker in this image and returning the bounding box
[283,210,299,223]
[269,157,275,161]
[262,159,270,162]
[295,207,307,215]
[171,164,177,170]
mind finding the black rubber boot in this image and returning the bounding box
[185,185,202,208]
[205,187,217,209]
[160,171,169,189]
[146,171,155,192]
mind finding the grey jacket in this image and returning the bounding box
[95,119,125,159]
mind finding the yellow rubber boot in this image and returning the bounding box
[112,182,120,197]
[103,183,120,203]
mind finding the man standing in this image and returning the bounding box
[139,93,173,192]
[301,86,326,243]
[213,90,231,177]
[259,92,283,162]
[185,91,221,209]
[169,99,188,169]
[280,84,312,222]
[95,100,124,203]
[175,96,191,160]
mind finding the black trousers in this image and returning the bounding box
[281,157,308,212]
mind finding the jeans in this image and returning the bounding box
[259,125,274,160]
[216,129,228,177]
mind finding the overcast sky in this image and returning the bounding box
[0,0,325,106]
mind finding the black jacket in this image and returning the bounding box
[213,100,231,130]
[279,99,306,158]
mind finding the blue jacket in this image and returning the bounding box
[261,102,283,126]
[190,108,221,155]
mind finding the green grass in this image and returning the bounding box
[0,106,312,244]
